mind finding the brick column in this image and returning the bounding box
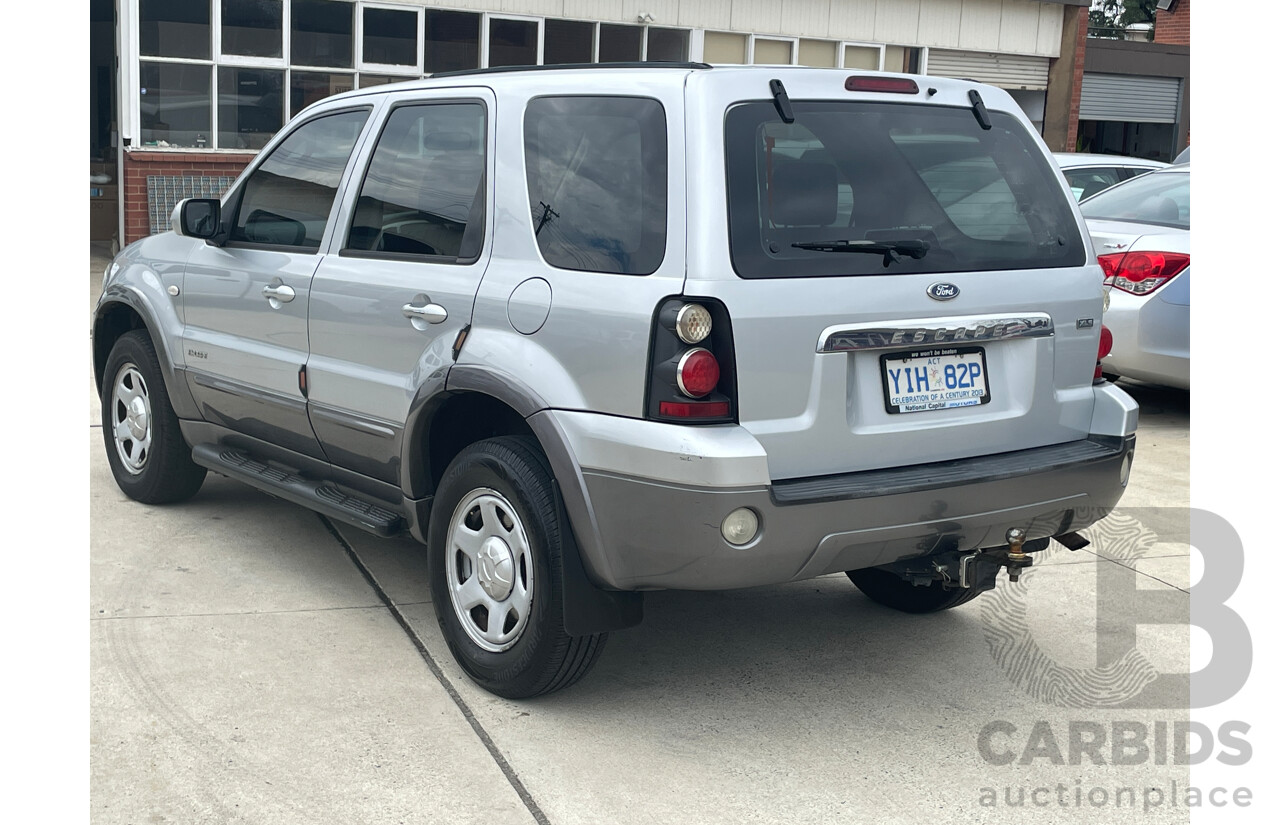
[122,150,256,245]
[1043,5,1088,153]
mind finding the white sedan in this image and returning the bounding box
[1054,152,1168,201]
[1080,165,1190,389]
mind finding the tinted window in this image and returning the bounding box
[1063,167,1122,201]
[346,103,486,261]
[724,101,1085,278]
[231,109,369,248]
[524,97,667,275]
[1080,170,1190,230]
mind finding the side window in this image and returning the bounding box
[524,96,667,276]
[345,102,487,261]
[231,108,369,248]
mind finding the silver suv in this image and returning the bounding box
[94,64,1137,698]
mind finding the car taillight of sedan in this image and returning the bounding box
[1098,251,1190,296]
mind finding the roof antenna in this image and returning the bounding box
[769,79,795,124]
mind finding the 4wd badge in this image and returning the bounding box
[927,282,960,301]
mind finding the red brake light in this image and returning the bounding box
[1095,324,1113,382]
[676,348,720,398]
[1098,251,1189,295]
[845,76,920,94]
[659,401,731,418]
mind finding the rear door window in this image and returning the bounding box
[344,101,487,262]
[724,101,1085,278]
[523,96,667,275]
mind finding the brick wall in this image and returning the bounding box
[122,150,255,244]
[1156,0,1190,46]
[1067,5,1088,151]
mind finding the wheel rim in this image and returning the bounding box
[110,363,153,475]
[445,488,534,653]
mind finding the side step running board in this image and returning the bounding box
[191,444,404,537]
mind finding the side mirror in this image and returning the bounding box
[171,198,222,240]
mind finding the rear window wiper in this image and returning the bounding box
[790,238,930,267]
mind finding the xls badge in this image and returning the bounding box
[927,282,960,301]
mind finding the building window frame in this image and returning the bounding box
[480,12,544,69]
[840,41,887,71]
[748,35,800,66]
[357,1,424,75]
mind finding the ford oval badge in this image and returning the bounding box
[927,282,960,301]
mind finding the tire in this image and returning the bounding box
[428,436,607,699]
[846,566,985,614]
[101,330,206,504]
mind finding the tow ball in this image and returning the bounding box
[1000,527,1034,583]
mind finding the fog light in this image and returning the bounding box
[721,508,759,546]
[1120,451,1133,487]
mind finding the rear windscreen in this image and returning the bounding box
[724,100,1085,278]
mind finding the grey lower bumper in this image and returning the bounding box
[574,436,1134,591]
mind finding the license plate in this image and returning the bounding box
[880,346,991,415]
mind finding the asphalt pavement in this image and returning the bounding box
[90,243,1194,824]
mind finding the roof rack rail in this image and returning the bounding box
[430,61,713,79]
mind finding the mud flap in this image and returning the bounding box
[552,482,644,636]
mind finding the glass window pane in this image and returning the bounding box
[363,7,417,66]
[544,19,593,65]
[752,39,792,65]
[598,24,641,62]
[359,73,416,88]
[232,109,369,248]
[425,10,480,74]
[140,0,210,59]
[222,0,282,58]
[524,97,668,275]
[645,28,688,62]
[347,103,487,260]
[488,18,537,68]
[290,71,355,116]
[218,67,284,149]
[703,31,746,64]
[139,62,211,148]
[843,45,879,70]
[291,0,353,68]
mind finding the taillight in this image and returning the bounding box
[675,348,720,397]
[647,299,737,423]
[1097,251,1189,295]
[1094,324,1114,383]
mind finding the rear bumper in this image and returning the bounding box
[531,385,1138,591]
[1103,288,1190,389]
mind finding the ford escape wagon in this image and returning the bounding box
[94,64,1138,698]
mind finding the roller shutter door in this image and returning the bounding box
[926,49,1050,90]
[1080,73,1181,123]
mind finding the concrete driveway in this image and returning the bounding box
[90,244,1193,824]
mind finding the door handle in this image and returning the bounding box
[402,302,448,325]
[262,283,296,304]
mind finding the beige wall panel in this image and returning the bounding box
[827,0,877,41]
[752,37,793,64]
[843,44,880,70]
[731,0,784,35]
[997,0,1042,53]
[917,0,963,48]
[778,0,831,38]
[678,0,733,29]
[703,30,747,63]
[623,0,683,28]
[562,0,622,22]
[958,0,1003,51]
[498,0,565,16]
[797,38,838,67]
[873,0,921,44]
[1036,1,1063,56]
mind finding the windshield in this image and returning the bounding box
[1080,170,1190,230]
[724,100,1085,278]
